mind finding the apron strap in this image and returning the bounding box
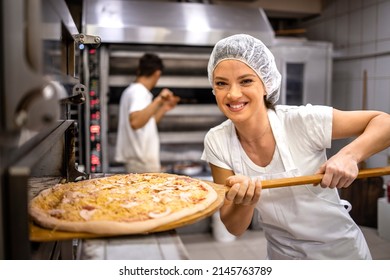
[230,124,244,174]
[268,109,297,173]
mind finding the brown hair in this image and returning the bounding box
[137,53,164,77]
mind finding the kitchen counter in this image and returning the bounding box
[77,230,189,260]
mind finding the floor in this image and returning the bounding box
[179,226,390,260]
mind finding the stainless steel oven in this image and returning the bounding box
[0,0,100,259]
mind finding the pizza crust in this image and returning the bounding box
[29,173,218,235]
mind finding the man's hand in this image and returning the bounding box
[158,88,180,111]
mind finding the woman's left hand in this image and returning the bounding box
[315,154,359,188]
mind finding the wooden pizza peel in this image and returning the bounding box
[29,166,390,242]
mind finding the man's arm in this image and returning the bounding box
[129,95,165,130]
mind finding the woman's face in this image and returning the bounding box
[212,60,267,123]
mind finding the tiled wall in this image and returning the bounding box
[298,0,390,170]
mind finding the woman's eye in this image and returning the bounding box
[215,81,227,87]
[241,79,253,85]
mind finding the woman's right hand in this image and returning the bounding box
[225,175,262,206]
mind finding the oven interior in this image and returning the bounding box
[100,44,227,177]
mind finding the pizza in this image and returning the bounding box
[29,173,218,235]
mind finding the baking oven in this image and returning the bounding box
[0,0,100,259]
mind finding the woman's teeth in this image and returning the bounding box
[229,103,244,109]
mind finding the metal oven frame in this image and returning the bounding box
[0,0,99,259]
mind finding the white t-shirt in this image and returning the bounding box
[202,105,372,259]
[201,104,332,177]
[115,83,160,172]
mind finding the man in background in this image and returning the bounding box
[115,53,179,173]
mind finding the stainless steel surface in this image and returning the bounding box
[0,0,86,259]
[46,0,79,36]
[73,33,101,48]
[270,38,333,106]
[158,105,225,131]
[5,121,84,259]
[83,0,275,46]
[160,131,207,144]
[78,231,189,260]
[107,46,212,89]
[2,0,85,132]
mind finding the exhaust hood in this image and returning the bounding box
[82,0,275,46]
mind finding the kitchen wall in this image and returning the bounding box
[297,0,390,171]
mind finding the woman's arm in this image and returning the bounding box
[317,109,390,188]
[210,163,262,236]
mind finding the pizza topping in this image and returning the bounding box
[79,209,97,220]
[82,205,96,211]
[148,208,171,219]
[161,196,172,204]
[120,201,139,208]
[180,192,191,202]
[62,191,86,204]
[157,189,174,196]
[48,209,65,218]
[177,185,193,191]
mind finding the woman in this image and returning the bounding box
[201,34,390,259]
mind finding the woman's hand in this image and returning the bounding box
[225,175,262,205]
[315,154,359,189]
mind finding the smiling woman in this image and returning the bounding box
[201,33,390,260]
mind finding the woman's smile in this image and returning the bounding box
[227,101,248,111]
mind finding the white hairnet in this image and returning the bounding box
[208,34,281,105]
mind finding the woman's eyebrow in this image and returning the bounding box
[237,74,257,79]
[213,76,229,81]
[214,73,256,81]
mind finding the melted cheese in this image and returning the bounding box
[31,174,212,222]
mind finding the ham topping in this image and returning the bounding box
[79,209,96,220]
[48,209,65,218]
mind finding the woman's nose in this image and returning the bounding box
[228,83,242,99]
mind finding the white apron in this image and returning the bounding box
[230,110,372,259]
